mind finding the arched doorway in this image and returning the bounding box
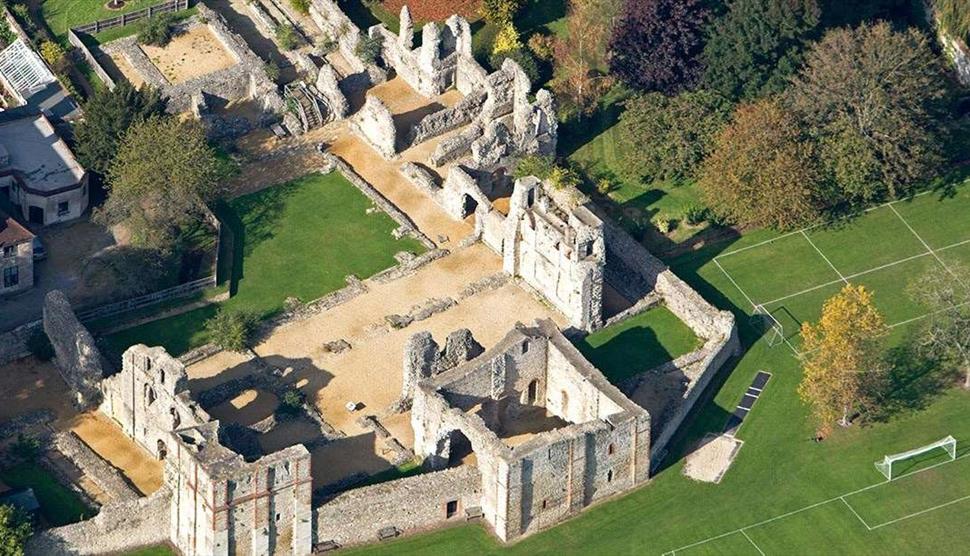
[447,430,474,467]
[157,439,167,460]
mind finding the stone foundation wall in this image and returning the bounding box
[26,487,172,556]
[53,431,141,502]
[43,290,103,408]
[313,465,482,547]
[0,320,40,365]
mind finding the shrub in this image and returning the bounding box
[39,40,66,70]
[355,33,384,65]
[683,204,708,226]
[654,216,673,234]
[204,308,259,352]
[513,154,556,180]
[492,23,522,55]
[277,389,305,416]
[548,165,581,190]
[289,0,310,14]
[264,61,281,82]
[139,13,177,47]
[10,434,40,462]
[481,0,522,24]
[275,24,301,50]
[527,33,554,61]
[0,503,32,556]
[490,48,539,82]
[26,329,53,361]
[0,19,14,48]
[596,178,616,195]
[316,35,336,55]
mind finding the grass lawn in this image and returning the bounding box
[102,172,425,357]
[87,6,197,44]
[123,547,177,556]
[0,463,95,527]
[574,306,702,383]
[38,0,159,39]
[342,177,970,555]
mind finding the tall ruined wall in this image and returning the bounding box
[168,427,313,556]
[26,487,172,556]
[314,465,482,547]
[308,0,369,74]
[352,95,397,158]
[43,290,103,408]
[503,178,605,331]
[99,344,209,459]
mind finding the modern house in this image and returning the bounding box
[0,113,88,226]
[0,207,33,295]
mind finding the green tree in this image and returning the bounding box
[139,13,177,47]
[204,309,260,352]
[74,82,165,175]
[98,117,222,249]
[480,0,523,24]
[702,0,820,101]
[617,89,731,183]
[790,22,948,205]
[699,98,824,230]
[0,504,31,556]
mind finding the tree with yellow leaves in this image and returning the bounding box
[798,284,887,438]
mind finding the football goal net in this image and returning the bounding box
[752,305,785,347]
[874,435,957,481]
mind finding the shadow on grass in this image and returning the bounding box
[576,327,674,384]
[865,341,960,424]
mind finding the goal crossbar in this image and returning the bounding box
[874,435,957,480]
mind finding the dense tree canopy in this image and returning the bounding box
[98,117,223,249]
[790,22,948,204]
[0,504,31,556]
[702,0,820,101]
[551,0,620,116]
[618,89,731,183]
[699,99,824,229]
[74,82,165,175]
[609,0,709,94]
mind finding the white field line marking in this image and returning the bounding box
[740,529,766,556]
[802,230,848,283]
[715,190,936,260]
[889,204,970,291]
[867,494,970,530]
[840,496,872,530]
[759,237,970,307]
[659,450,970,555]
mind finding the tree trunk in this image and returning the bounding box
[839,405,851,427]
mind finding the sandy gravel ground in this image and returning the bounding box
[69,412,164,495]
[141,25,237,84]
[0,357,76,423]
[683,433,743,483]
[108,51,145,88]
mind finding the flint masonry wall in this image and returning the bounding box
[314,465,481,546]
[43,290,103,408]
[26,486,172,556]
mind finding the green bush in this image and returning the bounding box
[289,0,311,14]
[139,13,177,47]
[10,434,40,462]
[203,308,259,352]
[513,154,556,180]
[489,48,539,83]
[26,329,54,361]
[684,205,709,226]
[277,389,305,416]
[0,503,32,556]
[355,34,384,65]
[275,24,302,50]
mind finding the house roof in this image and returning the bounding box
[0,208,34,247]
[0,113,85,194]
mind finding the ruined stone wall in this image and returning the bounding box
[308,0,368,74]
[168,426,313,556]
[406,91,486,147]
[315,62,349,119]
[503,178,605,331]
[43,290,103,408]
[0,320,40,365]
[351,95,397,158]
[313,465,482,547]
[26,486,172,556]
[99,344,210,460]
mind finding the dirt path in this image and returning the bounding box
[69,412,164,495]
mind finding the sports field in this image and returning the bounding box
[345,179,970,555]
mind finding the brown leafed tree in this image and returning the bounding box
[799,284,888,438]
[699,98,824,230]
[789,22,948,205]
[551,0,620,116]
[908,263,970,389]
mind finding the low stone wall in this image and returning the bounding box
[0,319,41,365]
[406,91,486,148]
[322,153,435,249]
[43,290,103,408]
[67,30,116,90]
[53,431,141,502]
[26,487,172,556]
[313,465,482,547]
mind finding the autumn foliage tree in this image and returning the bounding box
[799,284,888,438]
[699,98,824,229]
[908,264,970,389]
[551,0,620,116]
[609,0,708,94]
[789,22,948,205]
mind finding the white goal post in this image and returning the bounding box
[874,435,957,480]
